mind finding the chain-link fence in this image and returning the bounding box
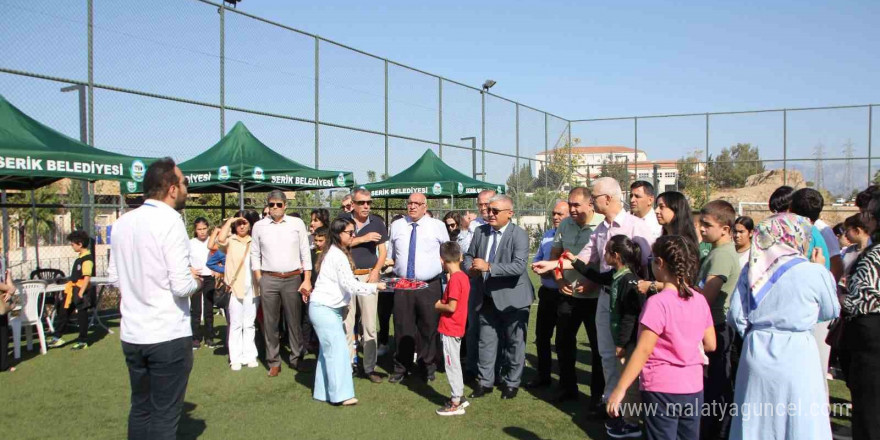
[1,0,878,277]
[570,105,877,221]
[0,0,572,276]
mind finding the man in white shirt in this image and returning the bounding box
[188,217,216,350]
[629,180,662,239]
[386,192,450,383]
[251,190,313,377]
[108,158,201,440]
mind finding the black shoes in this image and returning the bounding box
[469,386,493,398]
[500,386,519,400]
[555,390,579,403]
[388,373,406,384]
[524,377,551,389]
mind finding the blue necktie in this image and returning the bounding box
[406,222,418,279]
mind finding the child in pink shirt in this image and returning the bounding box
[607,236,716,440]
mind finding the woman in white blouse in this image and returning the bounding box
[309,217,386,406]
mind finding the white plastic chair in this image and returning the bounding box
[11,280,48,358]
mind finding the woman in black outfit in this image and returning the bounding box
[842,191,880,440]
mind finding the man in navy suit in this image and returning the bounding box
[463,194,534,400]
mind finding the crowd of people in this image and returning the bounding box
[6,156,879,440]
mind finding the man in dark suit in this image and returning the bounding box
[463,194,534,400]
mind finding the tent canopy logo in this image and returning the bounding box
[497,185,502,194]
[218,165,230,181]
[336,173,346,186]
[432,182,443,195]
[126,181,137,193]
[130,160,146,182]
[252,166,265,180]
[457,182,464,194]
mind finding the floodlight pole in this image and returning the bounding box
[61,84,92,236]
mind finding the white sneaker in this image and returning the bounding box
[246,360,259,368]
[230,363,242,371]
[377,344,389,356]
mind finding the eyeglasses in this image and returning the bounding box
[591,194,610,203]
[488,208,511,216]
[446,222,457,228]
[354,200,373,206]
[267,202,284,208]
[406,201,425,207]
[341,229,355,236]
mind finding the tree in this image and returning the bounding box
[709,143,764,188]
[366,170,377,183]
[676,153,710,209]
[873,168,880,185]
[598,153,630,186]
[537,137,582,189]
[65,179,84,231]
[10,186,60,246]
[506,163,535,197]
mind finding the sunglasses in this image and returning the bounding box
[267,202,284,208]
[342,203,353,209]
[354,200,373,206]
[488,208,510,216]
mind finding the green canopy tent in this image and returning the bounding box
[124,122,354,211]
[0,93,156,268]
[360,149,505,208]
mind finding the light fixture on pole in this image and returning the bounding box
[481,80,496,93]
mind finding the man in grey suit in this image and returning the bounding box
[463,194,534,400]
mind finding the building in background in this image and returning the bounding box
[534,145,702,192]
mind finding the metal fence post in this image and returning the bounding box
[481,92,486,181]
[869,106,873,185]
[314,36,320,168]
[438,78,443,159]
[87,0,95,237]
[515,104,520,219]
[567,123,573,185]
[384,60,389,222]
[783,109,787,185]
[705,113,710,203]
[634,117,638,186]
[219,2,225,137]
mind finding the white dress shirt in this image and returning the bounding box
[310,245,378,308]
[189,237,213,276]
[250,215,312,272]
[108,199,200,344]
[485,222,511,264]
[387,215,450,281]
[639,210,663,240]
[468,216,487,233]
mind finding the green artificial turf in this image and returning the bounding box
[1,270,851,439]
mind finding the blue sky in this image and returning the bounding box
[1,0,878,194]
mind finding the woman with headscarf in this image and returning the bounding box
[727,213,839,440]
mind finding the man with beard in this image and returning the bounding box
[109,158,202,440]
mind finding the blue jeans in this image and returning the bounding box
[641,390,703,440]
[310,302,355,404]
